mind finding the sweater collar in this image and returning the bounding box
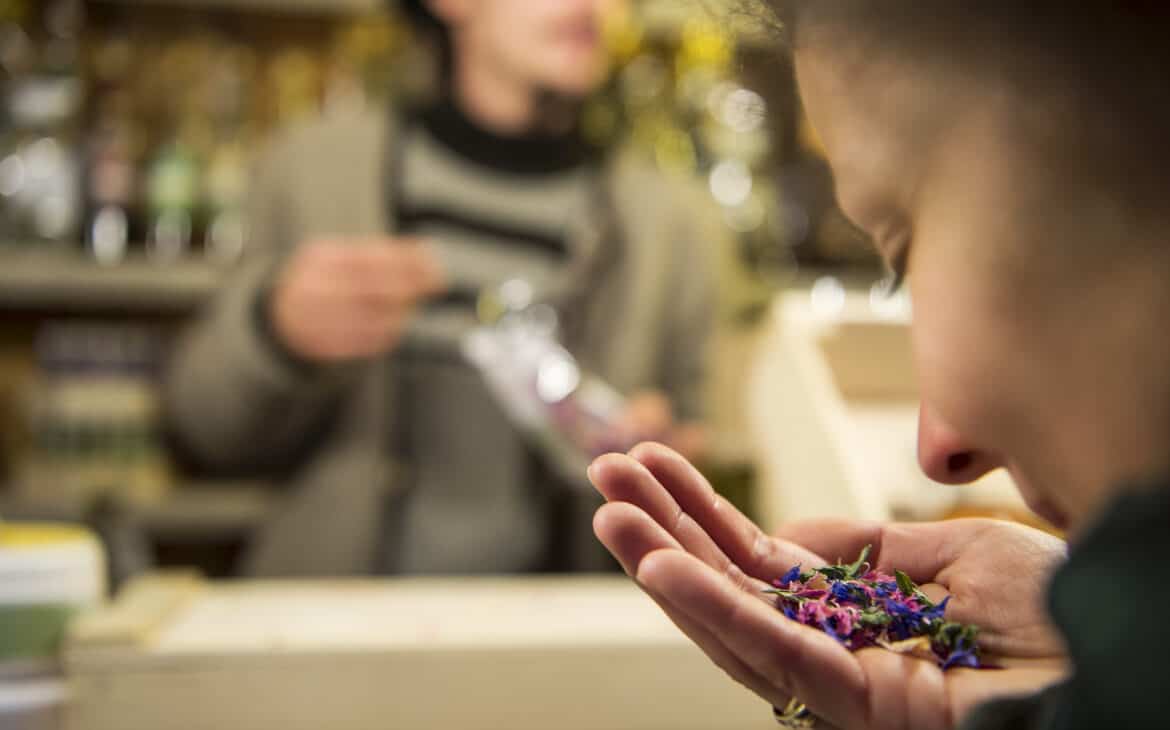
[417,96,595,176]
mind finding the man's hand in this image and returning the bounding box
[588,443,1070,730]
[269,238,445,362]
[613,391,707,462]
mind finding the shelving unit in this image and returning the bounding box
[0,482,277,539]
[135,483,279,538]
[0,251,224,313]
[1,482,279,580]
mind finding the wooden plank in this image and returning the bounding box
[0,252,221,313]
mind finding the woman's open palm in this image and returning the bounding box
[589,443,1070,730]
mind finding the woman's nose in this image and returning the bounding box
[917,403,1004,485]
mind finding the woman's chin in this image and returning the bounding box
[1023,494,1071,532]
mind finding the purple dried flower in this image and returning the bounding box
[767,546,985,671]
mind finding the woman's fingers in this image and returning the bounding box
[642,583,800,713]
[592,501,682,576]
[772,519,884,566]
[636,548,871,730]
[627,443,825,581]
[592,504,800,712]
[774,517,981,584]
[946,661,1069,722]
[589,454,772,596]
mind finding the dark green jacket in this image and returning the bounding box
[962,485,1170,729]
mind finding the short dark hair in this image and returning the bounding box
[764,1,1170,221]
[399,0,442,33]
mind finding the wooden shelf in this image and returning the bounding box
[135,484,278,538]
[0,482,278,539]
[0,251,224,313]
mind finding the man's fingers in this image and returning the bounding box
[636,549,870,729]
[320,241,447,302]
[620,392,673,438]
[628,443,824,581]
[392,242,447,297]
[357,260,446,304]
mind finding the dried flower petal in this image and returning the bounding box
[778,564,803,586]
[766,545,986,671]
[877,635,936,661]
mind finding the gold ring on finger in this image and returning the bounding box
[773,697,818,728]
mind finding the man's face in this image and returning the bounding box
[443,0,623,98]
[794,42,1170,532]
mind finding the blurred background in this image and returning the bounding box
[0,1,1045,727]
[0,0,889,579]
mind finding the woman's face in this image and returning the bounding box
[794,44,1170,533]
[436,0,623,97]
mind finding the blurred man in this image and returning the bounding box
[165,0,722,576]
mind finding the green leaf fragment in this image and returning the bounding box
[857,608,893,627]
[846,544,873,578]
[930,621,980,651]
[895,569,916,596]
[763,588,807,603]
[763,545,986,671]
[815,565,850,581]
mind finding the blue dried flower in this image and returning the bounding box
[922,595,951,621]
[829,581,869,606]
[942,647,980,670]
[765,546,984,672]
[779,564,802,586]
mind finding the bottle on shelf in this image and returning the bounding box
[84,115,137,265]
[22,322,173,507]
[201,136,248,265]
[0,0,84,250]
[143,135,199,264]
[268,48,324,128]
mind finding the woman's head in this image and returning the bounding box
[771,2,1170,530]
[418,0,623,98]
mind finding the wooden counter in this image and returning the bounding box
[65,574,776,730]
